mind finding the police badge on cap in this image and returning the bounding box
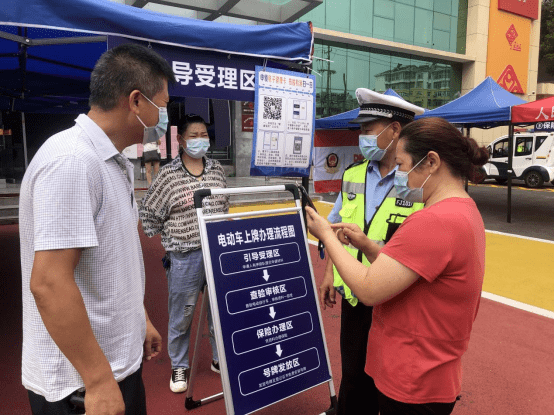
[349,88,425,125]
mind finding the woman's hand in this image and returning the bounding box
[330,223,369,250]
[305,207,334,242]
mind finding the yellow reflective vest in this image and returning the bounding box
[333,160,424,306]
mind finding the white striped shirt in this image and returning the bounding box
[19,114,146,402]
[139,155,229,252]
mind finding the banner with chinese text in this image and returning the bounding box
[205,213,331,414]
[108,36,260,102]
[250,66,316,177]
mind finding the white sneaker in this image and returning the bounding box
[211,360,220,374]
[170,368,187,393]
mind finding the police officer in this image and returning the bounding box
[319,89,425,414]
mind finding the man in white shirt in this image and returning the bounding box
[19,43,175,415]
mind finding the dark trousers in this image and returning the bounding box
[337,298,379,415]
[377,390,457,415]
[27,365,147,415]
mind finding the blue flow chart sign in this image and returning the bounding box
[205,213,331,414]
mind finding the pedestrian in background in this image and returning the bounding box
[307,117,488,415]
[139,114,229,394]
[143,138,162,186]
[19,43,174,415]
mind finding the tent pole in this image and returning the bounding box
[465,127,470,192]
[22,112,28,169]
[303,63,312,229]
[507,124,514,223]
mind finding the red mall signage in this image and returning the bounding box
[498,0,539,20]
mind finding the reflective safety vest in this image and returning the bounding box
[333,160,424,306]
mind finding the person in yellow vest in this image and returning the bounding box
[321,88,425,414]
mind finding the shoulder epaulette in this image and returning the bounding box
[345,160,366,171]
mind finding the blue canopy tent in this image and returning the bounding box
[0,0,313,170]
[315,89,404,130]
[0,0,313,113]
[416,76,527,223]
[415,77,526,128]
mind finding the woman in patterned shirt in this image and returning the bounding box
[139,114,229,394]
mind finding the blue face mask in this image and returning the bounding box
[184,138,210,159]
[136,92,169,145]
[358,123,393,161]
[394,155,432,203]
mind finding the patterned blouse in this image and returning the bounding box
[139,155,229,252]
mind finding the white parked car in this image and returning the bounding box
[472,132,554,188]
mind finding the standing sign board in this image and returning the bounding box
[190,185,334,415]
[250,67,316,177]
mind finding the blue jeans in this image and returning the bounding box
[166,250,218,369]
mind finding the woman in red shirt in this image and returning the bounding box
[307,117,489,415]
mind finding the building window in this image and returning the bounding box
[313,40,463,117]
[302,0,468,54]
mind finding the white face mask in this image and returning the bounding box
[184,138,210,159]
[136,92,168,145]
[358,123,393,161]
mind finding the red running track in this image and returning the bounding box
[1,224,553,414]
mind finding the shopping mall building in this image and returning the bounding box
[0,0,546,180]
[304,0,543,148]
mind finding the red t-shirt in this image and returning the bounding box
[365,197,485,404]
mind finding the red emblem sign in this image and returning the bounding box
[505,24,518,44]
[505,24,521,51]
[497,65,524,94]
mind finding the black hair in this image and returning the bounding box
[400,117,489,179]
[89,43,176,111]
[177,114,208,136]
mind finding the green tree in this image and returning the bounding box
[540,0,554,76]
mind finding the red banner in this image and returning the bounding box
[511,97,554,124]
[313,130,361,193]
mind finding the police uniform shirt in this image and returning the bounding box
[327,160,398,224]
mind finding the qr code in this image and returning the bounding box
[263,96,282,120]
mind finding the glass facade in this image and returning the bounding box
[303,0,468,54]
[313,40,463,117]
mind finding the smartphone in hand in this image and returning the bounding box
[298,185,326,259]
[298,185,317,212]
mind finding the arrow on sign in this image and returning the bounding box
[262,269,270,281]
[276,344,283,357]
[269,306,276,319]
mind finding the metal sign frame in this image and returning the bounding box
[185,184,336,415]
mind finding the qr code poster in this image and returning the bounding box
[263,96,283,120]
[251,66,316,176]
[258,95,285,131]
